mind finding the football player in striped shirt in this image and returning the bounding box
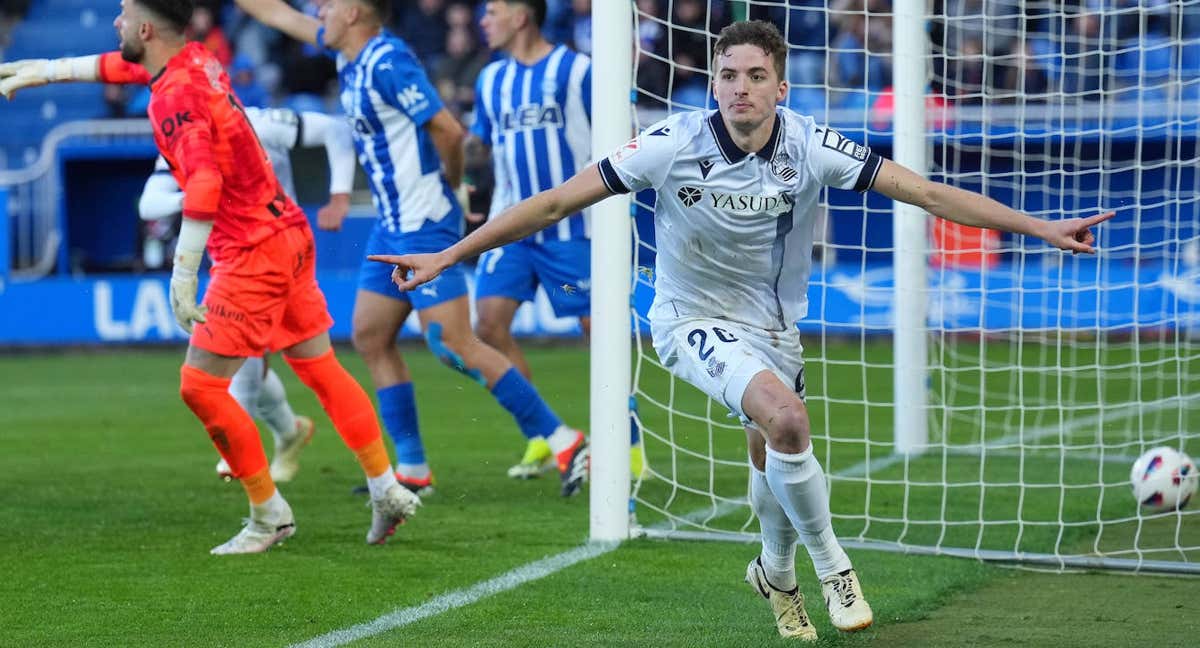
[231,0,590,497]
[371,20,1112,640]
[470,0,646,481]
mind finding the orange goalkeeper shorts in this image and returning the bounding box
[191,224,333,357]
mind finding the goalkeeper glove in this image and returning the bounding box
[0,55,99,100]
[169,218,214,334]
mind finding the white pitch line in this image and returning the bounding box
[288,541,619,648]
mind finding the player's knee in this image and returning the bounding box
[474,316,511,349]
[350,321,388,355]
[424,322,485,385]
[763,405,810,453]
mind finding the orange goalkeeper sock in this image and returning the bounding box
[179,365,275,503]
[285,350,390,477]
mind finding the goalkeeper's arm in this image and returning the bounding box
[0,55,100,99]
[0,52,150,99]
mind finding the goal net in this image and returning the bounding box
[612,0,1200,573]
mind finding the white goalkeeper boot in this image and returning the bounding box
[745,557,818,641]
[270,415,315,483]
[820,569,873,632]
[366,483,422,544]
[211,496,295,555]
[216,457,234,481]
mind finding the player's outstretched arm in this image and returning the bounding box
[369,164,613,291]
[871,158,1113,254]
[233,0,320,46]
[0,52,152,99]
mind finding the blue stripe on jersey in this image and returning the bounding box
[581,64,592,122]
[355,40,403,227]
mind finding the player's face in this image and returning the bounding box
[480,2,519,51]
[114,0,146,63]
[712,44,787,132]
[318,0,350,48]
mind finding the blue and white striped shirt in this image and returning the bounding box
[320,28,460,236]
[472,45,592,243]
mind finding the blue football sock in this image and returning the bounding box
[377,382,425,465]
[491,368,561,440]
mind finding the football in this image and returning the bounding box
[1129,447,1199,512]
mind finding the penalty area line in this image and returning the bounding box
[287,541,619,648]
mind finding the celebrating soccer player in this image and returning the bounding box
[0,0,423,554]
[370,20,1113,640]
[229,0,589,498]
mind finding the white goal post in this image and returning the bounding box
[590,0,1200,576]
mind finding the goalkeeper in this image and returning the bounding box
[0,0,422,554]
[370,20,1113,641]
[139,105,358,483]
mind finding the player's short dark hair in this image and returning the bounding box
[712,20,788,82]
[360,0,391,24]
[504,0,546,28]
[135,0,193,33]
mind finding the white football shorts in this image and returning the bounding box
[651,314,806,424]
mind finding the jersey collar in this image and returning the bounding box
[707,109,783,164]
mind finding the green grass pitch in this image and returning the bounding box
[0,345,1195,646]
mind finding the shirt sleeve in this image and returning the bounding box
[806,126,883,193]
[152,87,221,221]
[376,51,444,127]
[297,111,357,195]
[247,107,301,150]
[469,73,492,143]
[597,117,679,194]
[137,161,183,221]
[97,52,151,85]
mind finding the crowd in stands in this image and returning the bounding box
[6,1,1200,122]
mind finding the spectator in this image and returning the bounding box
[189,5,233,67]
[230,53,269,108]
[571,0,591,54]
[395,0,449,65]
[433,25,487,115]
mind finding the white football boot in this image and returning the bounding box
[210,499,296,555]
[820,569,874,632]
[366,483,422,544]
[269,415,315,482]
[745,558,819,641]
[215,457,234,482]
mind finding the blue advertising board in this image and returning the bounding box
[2,261,1196,346]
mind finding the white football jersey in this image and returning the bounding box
[599,108,882,330]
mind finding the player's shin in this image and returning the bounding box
[762,445,852,579]
[285,349,390,479]
[750,465,799,591]
[180,365,274,503]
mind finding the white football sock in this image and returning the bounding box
[764,445,853,580]
[750,465,798,591]
[251,490,288,521]
[367,470,399,500]
[229,356,265,417]
[256,367,298,444]
[546,425,580,455]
